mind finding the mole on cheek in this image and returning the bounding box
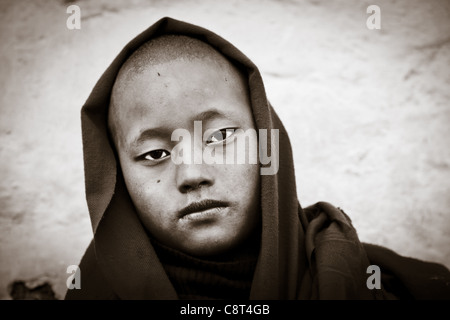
[157,180,161,183]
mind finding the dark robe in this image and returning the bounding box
[65,17,450,300]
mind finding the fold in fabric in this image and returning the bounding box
[66,17,450,300]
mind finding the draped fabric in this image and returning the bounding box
[65,17,450,300]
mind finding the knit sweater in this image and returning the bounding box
[152,239,258,300]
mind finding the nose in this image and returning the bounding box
[176,163,214,193]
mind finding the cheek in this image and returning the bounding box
[125,174,173,233]
[124,170,155,210]
[219,164,260,199]
[242,165,260,200]
[118,157,167,221]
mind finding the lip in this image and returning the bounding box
[178,199,229,220]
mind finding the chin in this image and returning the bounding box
[181,232,242,258]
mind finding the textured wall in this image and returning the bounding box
[0,0,449,299]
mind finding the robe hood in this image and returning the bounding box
[79,17,306,299]
[70,17,450,300]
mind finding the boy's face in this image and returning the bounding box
[110,56,260,257]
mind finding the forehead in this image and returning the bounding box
[110,56,253,146]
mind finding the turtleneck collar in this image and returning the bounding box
[151,238,259,300]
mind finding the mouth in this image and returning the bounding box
[178,199,229,220]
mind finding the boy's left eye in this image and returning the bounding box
[144,149,171,161]
[206,128,236,144]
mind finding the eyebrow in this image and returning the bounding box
[131,109,236,147]
[132,127,172,147]
[194,109,234,122]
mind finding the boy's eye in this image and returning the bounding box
[206,128,236,144]
[144,149,171,161]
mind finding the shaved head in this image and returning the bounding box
[108,35,247,147]
[118,35,224,82]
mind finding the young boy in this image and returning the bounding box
[66,17,450,300]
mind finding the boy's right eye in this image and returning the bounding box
[143,149,171,162]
